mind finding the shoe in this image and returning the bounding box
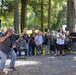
[24,56,27,59]
[0,70,5,74]
[57,54,59,56]
[62,54,65,56]
[9,67,17,71]
[54,54,57,56]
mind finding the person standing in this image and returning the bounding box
[70,28,76,54]
[35,31,43,55]
[56,28,65,56]
[30,28,37,55]
[44,33,48,55]
[47,31,51,54]
[23,27,29,56]
[0,27,27,74]
[50,34,56,55]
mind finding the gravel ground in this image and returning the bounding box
[1,54,76,75]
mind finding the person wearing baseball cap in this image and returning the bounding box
[0,27,27,74]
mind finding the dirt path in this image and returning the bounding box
[1,55,76,75]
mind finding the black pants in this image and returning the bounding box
[31,44,36,55]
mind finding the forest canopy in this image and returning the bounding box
[0,0,76,33]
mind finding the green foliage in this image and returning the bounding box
[0,0,75,31]
[0,0,14,28]
[51,0,67,30]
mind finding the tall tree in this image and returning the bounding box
[14,0,19,33]
[21,0,27,32]
[67,0,75,33]
[41,0,44,32]
[48,0,51,31]
[0,20,1,28]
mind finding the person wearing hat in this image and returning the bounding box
[0,27,27,74]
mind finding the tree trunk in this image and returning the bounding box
[2,0,4,4]
[21,0,27,32]
[14,0,19,33]
[67,0,75,33]
[41,0,44,32]
[1,0,4,13]
[48,0,51,31]
[0,20,1,28]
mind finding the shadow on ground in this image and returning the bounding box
[1,55,76,75]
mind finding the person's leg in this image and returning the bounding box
[61,45,65,55]
[73,42,76,52]
[46,45,49,55]
[36,45,40,55]
[0,51,7,70]
[40,45,43,54]
[26,45,29,56]
[36,45,38,55]
[50,45,54,55]
[29,46,32,56]
[71,42,75,53]
[39,45,41,55]
[57,45,60,55]
[75,42,76,51]
[18,49,21,56]
[24,49,27,56]
[44,45,47,55]
[32,44,35,55]
[13,48,17,54]
[47,44,50,54]
[9,48,16,69]
[31,44,34,55]
[37,45,40,55]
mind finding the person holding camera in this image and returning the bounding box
[56,28,65,56]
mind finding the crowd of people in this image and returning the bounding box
[13,27,76,56]
[0,27,76,73]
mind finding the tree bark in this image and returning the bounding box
[0,20,1,28]
[67,0,75,33]
[21,0,27,32]
[14,0,19,33]
[2,0,4,4]
[41,0,44,32]
[48,0,51,31]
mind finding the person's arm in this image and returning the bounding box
[59,34,65,40]
[19,28,27,38]
[0,31,12,42]
[56,33,59,39]
[16,40,20,49]
[23,40,28,47]
[70,36,76,38]
[35,36,38,41]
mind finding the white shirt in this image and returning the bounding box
[35,35,43,45]
[56,32,65,45]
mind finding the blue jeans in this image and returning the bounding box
[18,48,27,56]
[0,48,16,70]
[26,45,29,56]
[29,46,32,56]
